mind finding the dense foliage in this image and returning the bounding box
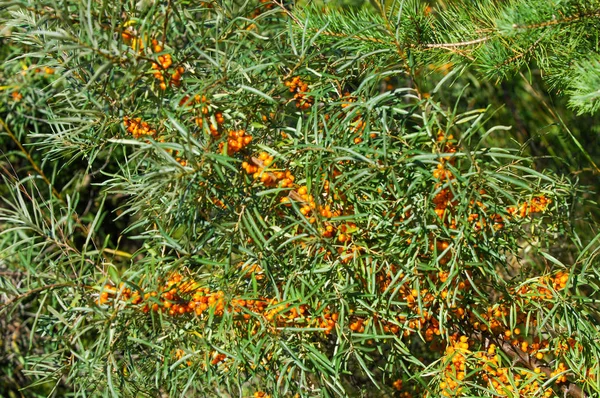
[1,0,599,397]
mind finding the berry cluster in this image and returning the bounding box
[172,149,188,167]
[439,335,470,396]
[150,40,184,90]
[239,262,265,280]
[291,185,316,219]
[430,133,461,231]
[98,273,225,316]
[230,297,339,334]
[240,148,368,266]
[552,271,569,290]
[210,351,227,365]
[516,270,570,303]
[349,317,367,333]
[96,272,339,334]
[98,281,146,306]
[123,116,156,139]
[285,76,313,109]
[241,153,352,238]
[432,131,457,181]
[508,195,552,218]
[219,129,252,155]
[241,152,295,187]
[431,132,552,237]
[172,348,230,370]
[475,344,554,397]
[371,266,467,340]
[433,188,456,221]
[187,95,224,137]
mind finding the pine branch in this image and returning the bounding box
[295,0,600,114]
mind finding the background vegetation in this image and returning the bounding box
[1,0,599,397]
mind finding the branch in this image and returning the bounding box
[424,36,490,48]
[0,283,87,310]
[271,0,303,28]
[0,117,63,201]
[511,9,600,30]
[493,336,587,398]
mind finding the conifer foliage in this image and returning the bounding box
[1,0,599,397]
[301,0,600,114]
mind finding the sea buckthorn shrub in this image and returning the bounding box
[1,1,600,397]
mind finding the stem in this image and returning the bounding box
[0,283,88,310]
[0,117,63,201]
[425,36,489,48]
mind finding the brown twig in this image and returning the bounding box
[0,283,87,310]
[371,0,408,66]
[425,36,489,48]
[271,0,303,28]
[0,117,63,201]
